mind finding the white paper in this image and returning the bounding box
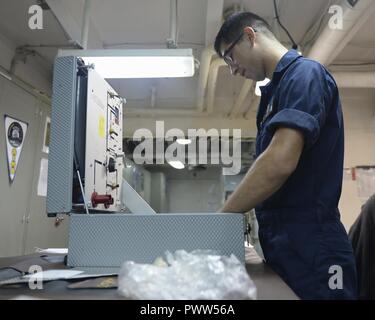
[35,247,68,254]
[0,269,117,286]
[23,270,83,281]
[28,269,117,280]
[37,158,48,197]
[356,167,375,202]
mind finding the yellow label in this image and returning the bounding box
[98,116,105,138]
[12,148,17,157]
[11,161,16,169]
[11,168,15,174]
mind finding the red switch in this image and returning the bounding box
[91,192,114,209]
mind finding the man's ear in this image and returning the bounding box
[243,26,256,47]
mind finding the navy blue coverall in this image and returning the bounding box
[255,50,357,299]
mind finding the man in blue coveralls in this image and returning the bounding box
[216,12,357,299]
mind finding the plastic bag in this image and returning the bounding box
[117,250,257,300]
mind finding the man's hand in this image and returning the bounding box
[219,127,304,213]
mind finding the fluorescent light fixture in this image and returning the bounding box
[168,160,185,169]
[255,78,270,96]
[58,49,195,79]
[176,138,192,145]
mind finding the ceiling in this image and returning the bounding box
[0,0,67,62]
[0,0,374,111]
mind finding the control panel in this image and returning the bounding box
[84,69,124,211]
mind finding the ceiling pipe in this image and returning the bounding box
[81,0,92,50]
[228,79,253,119]
[307,0,375,65]
[167,0,178,48]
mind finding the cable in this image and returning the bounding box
[273,0,298,49]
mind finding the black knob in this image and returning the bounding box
[108,157,116,172]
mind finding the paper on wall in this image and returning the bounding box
[356,167,375,203]
[37,158,48,197]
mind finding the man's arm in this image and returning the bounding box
[219,127,304,213]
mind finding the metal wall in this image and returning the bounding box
[0,76,69,257]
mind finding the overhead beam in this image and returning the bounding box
[308,0,375,65]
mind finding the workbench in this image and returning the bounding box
[0,247,299,300]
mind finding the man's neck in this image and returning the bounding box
[263,43,289,79]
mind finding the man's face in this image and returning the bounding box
[220,28,266,81]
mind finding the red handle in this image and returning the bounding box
[91,192,114,209]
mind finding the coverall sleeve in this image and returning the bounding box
[267,61,333,149]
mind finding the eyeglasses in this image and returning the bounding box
[222,29,256,65]
[222,32,244,65]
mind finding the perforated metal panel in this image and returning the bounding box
[47,56,77,215]
[67,213,245,267]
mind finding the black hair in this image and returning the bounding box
[214,12,275,57]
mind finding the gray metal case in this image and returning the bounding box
[68,213,245,267]
[47,56,77,215]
